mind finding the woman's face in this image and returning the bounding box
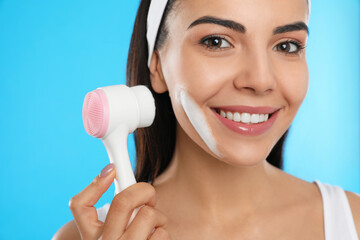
[156,0,309,166]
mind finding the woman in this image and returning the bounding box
[54,0,360,239]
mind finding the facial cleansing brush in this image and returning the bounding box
[82,85,156,195]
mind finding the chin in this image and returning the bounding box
[208,134,278,167]
[217,147,270,168]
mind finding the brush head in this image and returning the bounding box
[82,89,109,138]
[131,85,156,128]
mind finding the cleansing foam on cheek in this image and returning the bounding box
[178,88,222,158]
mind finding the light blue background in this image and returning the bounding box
[0,0,359,239]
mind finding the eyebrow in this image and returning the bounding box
[188,16,246,33]
[273,21,309,35]
[187,16,309,35]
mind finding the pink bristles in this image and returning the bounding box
[82,89,109,138]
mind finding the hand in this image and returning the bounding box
[69,163,170,240]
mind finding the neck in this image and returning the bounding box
[153,123,282,221]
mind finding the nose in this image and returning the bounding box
[233,48,276,95]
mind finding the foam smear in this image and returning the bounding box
[179,89,222,158]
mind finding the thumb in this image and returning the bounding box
[69,163,116,240]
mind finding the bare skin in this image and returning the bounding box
[152,124,325,239]
[54,0,360,239]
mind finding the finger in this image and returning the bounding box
[102,182,157,239]
[69,163,116,240]
[121,206,168,240]
[148,227,171,240]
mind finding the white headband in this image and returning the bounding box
[147,0,169,67]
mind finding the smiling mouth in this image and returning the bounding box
[214,108,273,124]
[211,106,281,136]
[212,106,279,125]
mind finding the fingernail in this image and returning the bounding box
[100,163,115,178]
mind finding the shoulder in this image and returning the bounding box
[52,220,81,240]
[345,191,360,237]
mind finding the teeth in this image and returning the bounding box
[219,109,270,124]
[250,114,259,124]
[259,114,265,122]
[241,113,251,123]
[233,112,241,122]
[226,111,233,120]
[220,110,226,118]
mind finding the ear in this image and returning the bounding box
[149,50,168,94]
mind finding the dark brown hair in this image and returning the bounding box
[127,0,289,183]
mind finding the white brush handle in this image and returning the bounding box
[102,126,136,193]
[102,126,139,227]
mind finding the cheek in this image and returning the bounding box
[162,46,235,158]
[166,45,235,101]
[275,60,309,110]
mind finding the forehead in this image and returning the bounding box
[171,0,308,32]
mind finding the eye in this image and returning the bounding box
[200,35,231,50]
[273,40,305,55]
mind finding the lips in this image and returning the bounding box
[211,105,281,136]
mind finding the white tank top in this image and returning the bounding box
[96,180,359,239]
[314,180,359,240]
